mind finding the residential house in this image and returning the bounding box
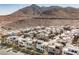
[62,45,79,55]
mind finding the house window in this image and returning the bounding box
[41,46,44,49]
[65,52,73,55]
[48,52,55,55]
[56,46,60,49]
[13,37,16,40]
[71,50,77,53]
[53,49,55,51]
[37,42,41,44]
[22,40,26,42]
[27,43,28,45]
[29,43,32,46]
[64,52,66,54]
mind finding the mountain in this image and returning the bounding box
[10,4,79,18]
[1,4,79,30]
[11,4,41,16]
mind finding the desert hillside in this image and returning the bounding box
[1,4,79,30]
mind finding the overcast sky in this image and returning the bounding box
[0,4,79,15]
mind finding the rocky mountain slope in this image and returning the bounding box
[1,4,79,30]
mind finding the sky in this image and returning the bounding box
[1,4,79,15]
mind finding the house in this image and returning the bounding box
[36,40,48,52]
[6,31,18,36]
[48,42,64,55]
[16,37,33,49]
[5,36,26,47]
[6,36,27,47]
[60,32,74,44]
[36,31,49,41]
[25,37,33,49]
[6,36,19,45]
[6,36,33,49]
[62,45,79,55]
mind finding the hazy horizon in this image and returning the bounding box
[0,4,79,15]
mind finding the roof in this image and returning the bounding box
[42,42,49,46]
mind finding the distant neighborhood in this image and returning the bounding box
[0,25,79,55]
